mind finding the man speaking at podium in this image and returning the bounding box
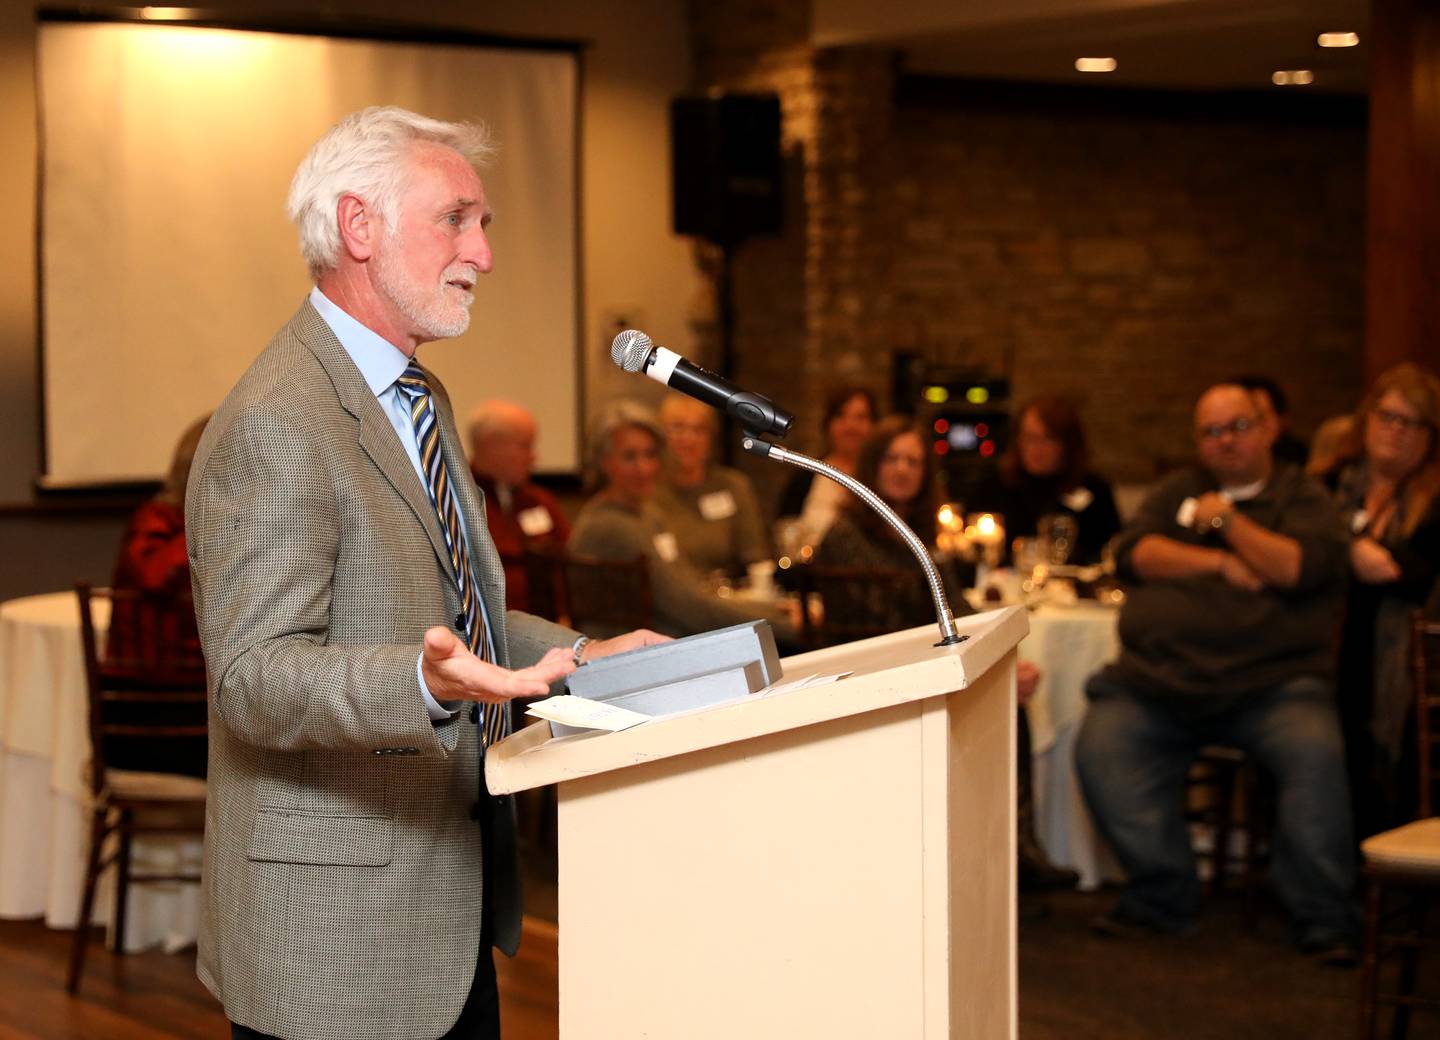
[186,107,660,1040]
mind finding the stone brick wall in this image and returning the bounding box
[869,85,1366,483]
[688,0,1367,502]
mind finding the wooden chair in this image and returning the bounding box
[1186,746,1273,902]
[562,553,654,637]
[521,546,569,625]
[1357,613,1440,1038]
[67,583,209,994]
[791,563,920,650]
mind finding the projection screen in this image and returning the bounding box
[38,20,579,486]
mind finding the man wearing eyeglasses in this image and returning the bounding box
[1076,382,1358,965]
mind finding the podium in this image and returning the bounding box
[487,605,1027,1039]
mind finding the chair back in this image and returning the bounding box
[793,563,922,650]
[521,546,569,624]
[562,554,653,637]
[1413,612,1440,818]
[76,582,210,795]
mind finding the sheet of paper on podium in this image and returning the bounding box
[526,695,652,732]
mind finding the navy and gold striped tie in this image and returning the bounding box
[395,363,506,746]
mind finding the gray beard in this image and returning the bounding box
[375,249,473,340]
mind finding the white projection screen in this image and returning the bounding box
[38,20,579,486]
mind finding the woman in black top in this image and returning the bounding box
[1317,363,1440,836]
[975,395,1121,566]
[817,415,962,628]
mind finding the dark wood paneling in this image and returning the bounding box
[1366,0,1440,382]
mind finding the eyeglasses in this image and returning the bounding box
[1370,407,1433,434]
[1195,417,1258,441]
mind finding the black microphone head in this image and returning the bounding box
[611,329,654,373]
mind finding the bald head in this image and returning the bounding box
[468,399,538,486]
[1193,383,1274,486]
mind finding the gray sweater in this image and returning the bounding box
[569,496,796,642]
[652,465,771,577]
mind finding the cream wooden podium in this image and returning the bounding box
[487,605,1027,1039]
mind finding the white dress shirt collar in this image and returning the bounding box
[309,286,411,396]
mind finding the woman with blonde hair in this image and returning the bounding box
[1316,363,1440,834]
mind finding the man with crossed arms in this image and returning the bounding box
[187,107,660,1040]
[1077,382,1356,963]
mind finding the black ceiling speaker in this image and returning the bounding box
[671,93,783,245]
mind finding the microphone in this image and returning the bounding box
[610,330,794,437]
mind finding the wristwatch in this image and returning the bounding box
[571,635,593,667]
[1209,508,1231,533]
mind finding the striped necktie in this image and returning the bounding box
[395,363,506,746]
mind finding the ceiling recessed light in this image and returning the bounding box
[1272,70,1315,86]
[1317,31,1360,48]
[1075,57,1117,73]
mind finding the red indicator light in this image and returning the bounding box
[975,422,989,438]
[934,440,950,456]
[979,440,996,457]
[933,418,950,435]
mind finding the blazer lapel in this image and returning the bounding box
[292,302,459,588]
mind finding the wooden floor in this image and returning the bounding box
[0,916,558,1040]
[5,889,1437,1039]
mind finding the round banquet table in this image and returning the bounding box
[1017,600,1124,890]
[0,591,201,951]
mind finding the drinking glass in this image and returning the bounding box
[1039,514,1078,565]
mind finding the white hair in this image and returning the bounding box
[287,106,495,279]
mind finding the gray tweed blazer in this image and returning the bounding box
[186,299,578,1039]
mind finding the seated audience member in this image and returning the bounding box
[1236,374,1308,468]
[569,401,796,644]
[653,392,771,578]
[817,416,966,623]
[1314,363,1440,836]
[111,414,209,623]
[818,417,1071,890]
[1076,383,1356,962]
[107,414,210,778]
[973,395,1121,565]
[466,399,570,614]
[775,385,876,544]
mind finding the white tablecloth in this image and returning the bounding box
[1019,601,1123,889]
[0,591,202,951]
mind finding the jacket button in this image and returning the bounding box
[455,613,467,630]
[469,704,480,724]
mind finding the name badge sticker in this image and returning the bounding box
[1061,487,1094,512]
[517,506,554,537]
[699,489,738,521]
[653,532,680,562]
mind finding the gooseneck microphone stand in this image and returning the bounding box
[740,432,967,647]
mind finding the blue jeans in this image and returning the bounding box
[1076,674,1357,937]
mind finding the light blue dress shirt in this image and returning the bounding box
[309,287,494,720]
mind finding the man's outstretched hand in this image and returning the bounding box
[421,626,576,704]
[580,629,671,662]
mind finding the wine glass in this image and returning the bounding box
[1039,514,1079,566]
